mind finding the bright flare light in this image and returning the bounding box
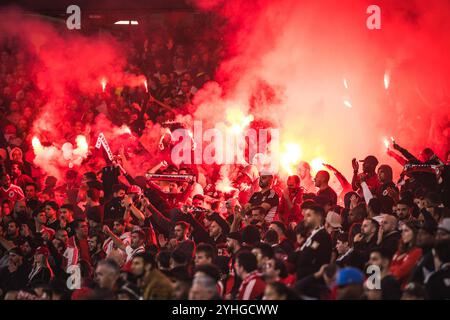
[216,177,238,193]
[144,79,148,93]
[383,137,390,149]
[280,143,302,175]
[311,157,325,174]
[343,78,349,89]
[384,71,390,90]
[226,109,254,135]
[344,100,352,108]
[73,135,89,157]
[32,136,43,154]
[101,78,107,93]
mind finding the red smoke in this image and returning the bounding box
[191,0,450,178]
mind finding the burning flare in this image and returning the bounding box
[383,137,390,149]
[32,136,43,154]
[144,79,148,93]
[384,71,390,90]
[311,157,325,174]
[226,109,254,135]
[280,142,302,175]
[101,77,107,93]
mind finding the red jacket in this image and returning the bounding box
[390,247,422,286]
[237,271,266,300]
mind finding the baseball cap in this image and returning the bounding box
[35,246,50,257]
[227,231,242,243]
[437,218,450,233]
[9,247,24,257]
[326,211,342,229]
[336,267,365,287]
[359,155,379,167]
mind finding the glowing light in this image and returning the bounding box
[343,78,349,89]
[216,177,238,193]
[74,135,88,155]
[226,109,254,135]
[311,157,325,174]
[384,71,390,90]
[280,143,302,175]
[101,78,107,93]
[344,100,352,108]
[383,137,390,149]
[32,136,43,154]
[390,136,395,143]
[144,79,148,93]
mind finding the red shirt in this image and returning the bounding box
[279,189,303,224]
[237,271,266,300]
[390,247,422,287]
[0,183,25,203]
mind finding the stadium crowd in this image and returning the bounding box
[1,24,450,301]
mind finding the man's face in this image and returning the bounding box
[287,177,299,190]
[25,185,36,199]
[113,222,125,235]
[369,252,382,268]
[131,233,142,249]
[88,236,98,252]
[396,204,411,220]
[56,230,69,244]
[226,238,237,253]
[59,208,72,221]
[209,221,222,238]
[181,81,190,94]
[95,264,118,290]
[131,257,145,277]
[377,169,386,183]
[15,201,26,212]
[381,216,396,233]
[2,202,11,215]
[363,161,374,174]
[361,219,375,237]
[336,240,349,255]
[45,205,57,220]
[314,173,323,188]
[1,174,11,188]
[259,175,272,188]
[194,251,212,266]
[160,74,169,85]
[174,225,185,241]
[76,221,89,238]
[11,164,21,177]
[8,222,18,236]
[303,209,318,229]
[9,252,22,266]
[262,258,278,280]
[234,259,244,278]
[250,209,264,224]
[20,241,32,256]
[192,199,204,208]
[36,212,47,225]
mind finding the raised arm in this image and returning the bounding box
[102,225,126,251]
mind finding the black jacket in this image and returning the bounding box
[289,227,332,281]
[425,263,450,300]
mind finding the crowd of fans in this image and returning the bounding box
[1,23,450,301]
